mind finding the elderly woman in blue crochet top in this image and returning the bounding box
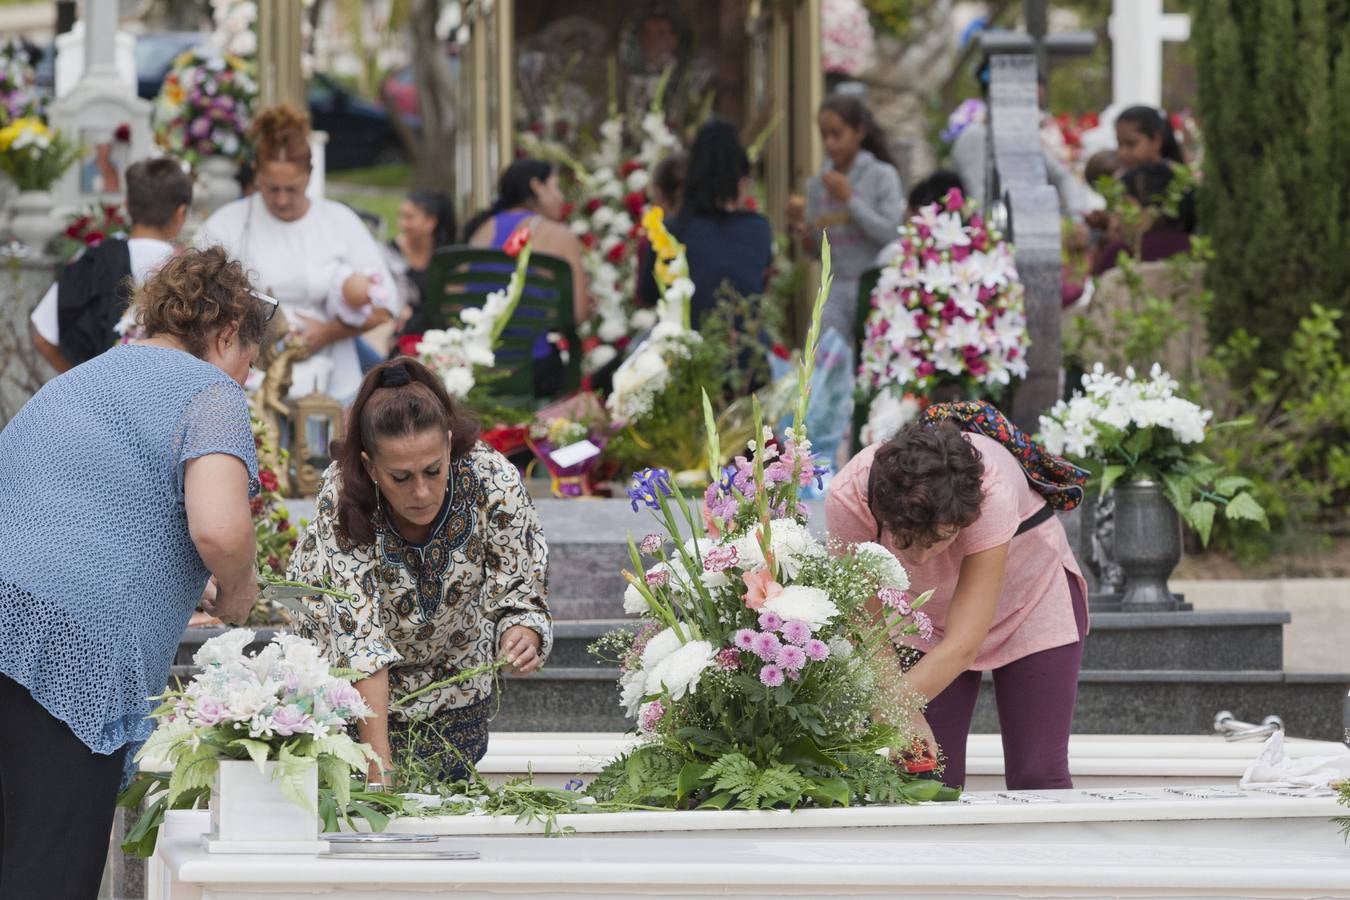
[0,247,270,899]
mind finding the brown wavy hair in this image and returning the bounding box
[335,359,481,546]
[251,103,312,170]
[870,422,986,549]
[133,246,271,357]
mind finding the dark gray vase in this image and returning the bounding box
[1112,480,1184,611]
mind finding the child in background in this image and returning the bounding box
[787,94,904,345]
[648,151,687,216]
[30,158,193,374]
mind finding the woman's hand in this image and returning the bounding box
[785,194,807,226]
[821,170,853,203]
[499,625,543,675]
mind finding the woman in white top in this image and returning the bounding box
[197,104,399,403]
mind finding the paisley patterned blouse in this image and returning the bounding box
[288,443,551,720]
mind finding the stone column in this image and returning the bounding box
[81,0,119,81]
[985,54,1062,431]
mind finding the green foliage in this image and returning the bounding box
[1194,0,1350,377]
[1336,779,1350,840]
[705,753,809,810]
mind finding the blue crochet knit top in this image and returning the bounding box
[0,345,259,767]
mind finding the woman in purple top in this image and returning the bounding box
[464,159,592,326]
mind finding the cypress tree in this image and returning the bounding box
[1194,0,1350,371]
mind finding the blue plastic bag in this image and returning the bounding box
[768,327,855,498]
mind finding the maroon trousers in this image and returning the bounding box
[924,571,1088,790]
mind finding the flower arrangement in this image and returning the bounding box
[154,51,258,166]
[605,206,695,425]
[0,39,38,122]
[822,0,877,77]
[1039,363,1268,545]
[415,227,532,399]
[568,98,682,373]
[527,392,616,498]
[135,630,378,815]
[49,203,128,261]
[940,98,985,145]
[857,188,1028,433]
[588,241,955,810]
[0,117,79,191]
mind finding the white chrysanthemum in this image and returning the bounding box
[619,670,646,717]
[639,627,682,671]
[643,639,715,700]
[630,308,658,332]
[762,585,839,630]
[733,520,824,578]
[853,541,910,591]
[441,367,475,399]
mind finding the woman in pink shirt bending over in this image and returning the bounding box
[826,422,1088,790]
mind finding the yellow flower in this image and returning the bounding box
[173,50,195,69]
[642,206,674,255]
[0,117,47,153]
[164,82,185,106]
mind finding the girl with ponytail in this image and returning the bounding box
[787,93,904,351]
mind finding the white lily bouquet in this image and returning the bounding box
[135,630,377,820]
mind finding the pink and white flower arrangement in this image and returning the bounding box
[858,188,1029,432]
[822,0,877,77]
[594,253,947,810]
[136,629,378,814]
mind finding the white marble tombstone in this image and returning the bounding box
[47,0,153,219]
[53,19,137,99]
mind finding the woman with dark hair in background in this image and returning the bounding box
[289,358,551,786]
[465,158,592,325]
[389,190,456,337]
[638,117,773,327]
[788,94,903,346]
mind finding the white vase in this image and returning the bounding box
[206,758,327,854]
[8,189,59,253]
[198,155,241,216]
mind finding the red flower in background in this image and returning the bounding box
[619,160,642,177]
[624,190,646,220]
[397,334,424,358]
[743,195,760,212]
[606,242,626,264]
[259,470,280,493]
[771,343,791,360]
[580,232,596,249]
[560,201,575,219]
[581,336,602,353]
[84,231,104,246]
[584,198,602,214]
[503,225,531,257]
[113,123,131,143]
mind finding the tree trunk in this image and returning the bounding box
[389,0,458,192]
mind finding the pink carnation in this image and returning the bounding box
[639,700,666,732]
[645,568,669,587]
[759,664,785,687]
[878,587,912,616]
[639,533,663,555]
[703,544,740,572]
[715,647,741,671]
[913,610,935,641]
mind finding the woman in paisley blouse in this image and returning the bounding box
[289,358,551,784]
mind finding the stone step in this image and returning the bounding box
[542,610,1289,672]
[495,666,1350,743]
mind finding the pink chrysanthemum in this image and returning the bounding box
[759,664,785,687]
[780,620,811,646]
[733,628,757,650]
[758,610,784,631]
[703,544,740,572]
[640,533,663,555]
[803,639,830,662]
[878,587,912,616]
[776,644,807,671]
[751,631,782,662]
[715,647,741,671]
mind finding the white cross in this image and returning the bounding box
[1109,0,1191,109]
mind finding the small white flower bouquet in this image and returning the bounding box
[135,630,377,818]
[1039,363,1267,544]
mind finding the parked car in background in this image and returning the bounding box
[134,33,411,170]
[378,48,458,121]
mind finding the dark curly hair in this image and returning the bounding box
[134,246,271,357]
[335,359,481,546]
[870,422,986,550]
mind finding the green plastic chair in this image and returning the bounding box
[422,246,582,408]
[851,266,884,447]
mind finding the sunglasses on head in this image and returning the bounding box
[252,290,280,325]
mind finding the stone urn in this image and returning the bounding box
[8,189,59,252]
[197,155,241,215]
[1113,480,1183,611]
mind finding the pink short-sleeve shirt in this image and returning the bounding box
[825,434,1088,670]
